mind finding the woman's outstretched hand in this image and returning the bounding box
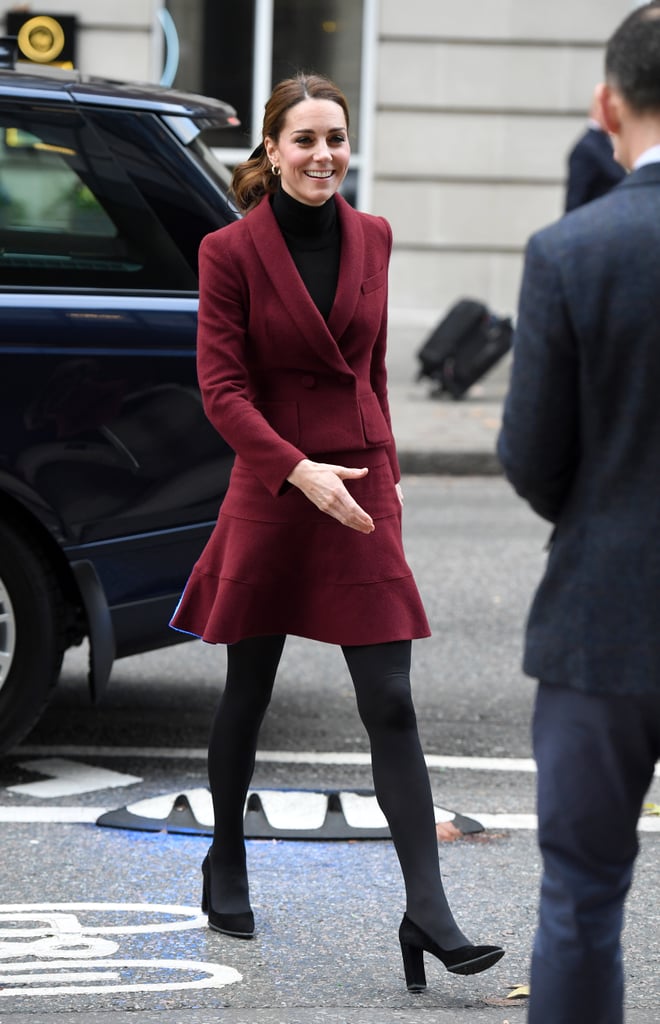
[287,459,375,534]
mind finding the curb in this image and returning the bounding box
[397,450,504,476]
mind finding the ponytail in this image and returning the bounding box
[230,142,280,214]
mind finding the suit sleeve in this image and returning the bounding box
[565,131,624,212]
[496,230,580,522]
[196,231,307,496]
[369,218,401,482]
[565,137,592,212]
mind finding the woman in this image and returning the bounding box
[171,72,504,991]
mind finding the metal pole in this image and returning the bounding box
[252,0,275,147]
[356,0,379,212]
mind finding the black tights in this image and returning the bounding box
[207,634,468,948]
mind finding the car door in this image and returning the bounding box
[0,99,234,651]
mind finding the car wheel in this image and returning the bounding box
[0,520,65,754]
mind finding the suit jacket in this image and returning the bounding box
[564,126,625,212]
[497,162,660,695]
[196,193,399,497]
[170,192,430,645]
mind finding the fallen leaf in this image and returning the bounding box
[507,983,530,999]
[642,802,660,817]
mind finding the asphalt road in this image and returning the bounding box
[1,477,659,1024]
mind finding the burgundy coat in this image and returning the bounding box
[171,194,430,645]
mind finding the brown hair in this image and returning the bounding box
[230,72,350,213]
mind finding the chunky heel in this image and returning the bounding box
[399,935,427,992]
[398,913,504,991]
[201,854,255,939]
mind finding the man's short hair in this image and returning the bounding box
[606,1,660,112]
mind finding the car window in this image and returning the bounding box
[0,106,197,290]
[88,110,237,275]
[1,125,117,235]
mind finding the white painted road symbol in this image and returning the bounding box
[0,903,241,995]
[8,758,141,798]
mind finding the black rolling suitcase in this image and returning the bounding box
[417,298,513,399]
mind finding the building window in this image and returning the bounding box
[271,0,363,144]
[165,0,373,208]
[165,0,254,149]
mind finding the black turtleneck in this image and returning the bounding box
[271,187,341,322]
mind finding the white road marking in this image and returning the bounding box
[341,791,388,828]
[257,789,329,829]
[125,789,214,827]
[104,789,459,831]
[474,813,660,832]
[0,910,118,958]
[0,807,107,822]
[14,745,539,770]
[0,904,240,996]
[0,969,121,983]
[8,758,141,798]
[14,745,658,777]
[0,805,658,830]
[0,904,207,936]
[3,750,658,831]
[0,958,241,995]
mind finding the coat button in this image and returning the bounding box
[301,375,316,388]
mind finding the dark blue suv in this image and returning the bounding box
[0,48,240,753]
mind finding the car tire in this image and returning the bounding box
[0,520,65,754]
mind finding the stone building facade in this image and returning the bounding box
[2,0,635,323]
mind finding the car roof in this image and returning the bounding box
[0,64,239,125]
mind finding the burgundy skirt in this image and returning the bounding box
[170,446,430,645]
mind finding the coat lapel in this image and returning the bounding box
[327,194,365,342]
[245,194,364,372]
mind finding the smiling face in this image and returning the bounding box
[265,97,350,206]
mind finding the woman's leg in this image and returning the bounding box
[207,633,286,914]
[342,640,469,948]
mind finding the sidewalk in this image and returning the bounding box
[387,321,510,476]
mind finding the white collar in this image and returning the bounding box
[633,144,660,170]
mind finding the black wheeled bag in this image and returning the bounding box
[417,298,513,399]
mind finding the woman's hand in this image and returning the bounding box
[287,459,375,534]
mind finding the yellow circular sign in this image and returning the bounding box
[17,15,66,64]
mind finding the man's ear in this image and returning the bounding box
[597,82,622,136]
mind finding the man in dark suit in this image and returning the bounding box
[564,88,625,211]
[497,4,660,1022]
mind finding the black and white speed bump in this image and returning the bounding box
[96,788,483,839]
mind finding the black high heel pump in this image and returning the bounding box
[399,913,504,992]
[201,854,255,939]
